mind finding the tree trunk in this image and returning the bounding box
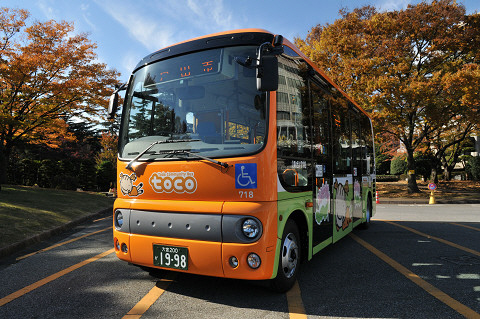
[443,163,456,181]
[443,166,450,181]
[440,156,450,181]
[0,145,7,188]
[430,166,439,184]
[406,149,420,193]
[0,144,13,188]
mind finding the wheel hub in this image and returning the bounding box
[281,233,298,278]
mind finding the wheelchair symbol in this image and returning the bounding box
[235,164,257,189]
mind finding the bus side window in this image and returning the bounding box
[282,169,299,187]
[331,95,351,174]
[276,55,313,192]
[361,117,374,175]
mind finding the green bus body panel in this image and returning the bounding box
[273,181,375,279]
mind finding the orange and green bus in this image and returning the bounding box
[108,29,376,292]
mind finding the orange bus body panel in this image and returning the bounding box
[114,201,278,279]
[221,201,278,279]
[113,91,280,279]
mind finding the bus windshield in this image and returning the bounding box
[119,46,267,161]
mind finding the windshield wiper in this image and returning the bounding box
[170,150,229,169]
[125,139,200,171]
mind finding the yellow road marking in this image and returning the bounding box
[350,233,480,319]
[286,280,307,319]
[450,222,480,232]
[386,221,480,257]
[0,248,115,307]
[16,227,112,261]
[93,216,110,223]
[122,273,176,319]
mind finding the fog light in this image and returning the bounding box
[247,253,261,269]
[242,218,260,239]
[121,243,128,253]
[115,238,120,251]
[229,256,239,268]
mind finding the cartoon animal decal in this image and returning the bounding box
[315,183,330,225]
[334,179,352,231]
[353,180,362,217]
[119,172,144,197]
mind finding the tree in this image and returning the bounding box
[296,1,480,193]
[0,7,120,185]
[390,155,407,176]
[96,160,116,191]
[427,120,477,182]
[96,132,118,165]
[64,120,101,160]
[375,144,392,175]
[414,152,435,181]
[465,156,480,180]
[426,61,480,182]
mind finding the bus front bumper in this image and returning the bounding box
[113,201,278,280]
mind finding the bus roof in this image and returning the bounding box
[134,29,371,119]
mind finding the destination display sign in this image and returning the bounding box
[145,49,222,86]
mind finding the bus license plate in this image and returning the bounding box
[153,245,188,270]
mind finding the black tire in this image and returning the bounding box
[359,196,372,230]
[270,219,300,293]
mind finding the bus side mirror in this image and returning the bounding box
[108,92,119,119]
[256,35,283,92]
[108,81,128,119]
[256,55,278,92]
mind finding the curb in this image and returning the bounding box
[0,207,113,259]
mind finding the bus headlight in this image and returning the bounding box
[115,210,124,230]
[222,215,262,243]
[242,218,260,239]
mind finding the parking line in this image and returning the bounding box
[16,227,112,261]
[286,280,307,319]
[0,248,115,307]
[122,273,176,319]
[450,223,480,232]
[93,216,110,223]
[386,221,480,257]
[350,233,480,319]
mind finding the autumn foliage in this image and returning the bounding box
[0,7,120,184]
[296,0,480,192]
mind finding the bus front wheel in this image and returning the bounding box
[270,219,300,293]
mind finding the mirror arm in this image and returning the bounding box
[113,82,127,95]
[108,82,128,120]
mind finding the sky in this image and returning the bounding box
[4,0,480,83]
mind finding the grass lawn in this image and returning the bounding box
[0,185,114,249]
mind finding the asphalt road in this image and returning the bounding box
[0,204,479,319]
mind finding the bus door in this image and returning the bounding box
[310,82,333,249]
[350,109,363,225]
[331,94,353,243]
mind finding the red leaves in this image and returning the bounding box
[0,7,120,152]
[296,0,479,143]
